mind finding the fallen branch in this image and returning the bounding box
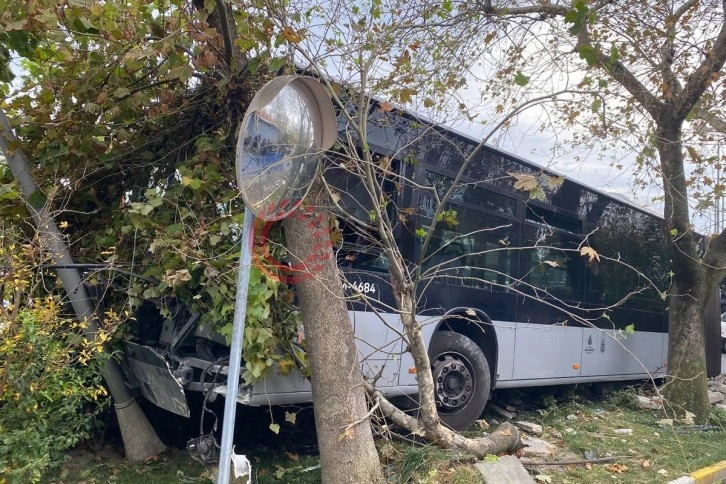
[520,456,632,466]
[366,383,525,458]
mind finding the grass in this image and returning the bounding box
[49,448,209,484]
[49,447,322,484]
[495,386,726,483]
[49,384,726,483]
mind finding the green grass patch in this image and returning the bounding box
[507,386,726,483]
[48,447,322,484]
[48,385,726,483]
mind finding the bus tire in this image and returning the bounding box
[429,331,490,431]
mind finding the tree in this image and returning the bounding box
[0,109,167,462]
[282,179,384,483]
[464,0,726,422]
[262,0,548,454]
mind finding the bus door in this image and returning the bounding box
[513,207,587,381]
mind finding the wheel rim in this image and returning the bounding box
[431,352,475,412]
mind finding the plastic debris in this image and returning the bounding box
[231,448,252,484]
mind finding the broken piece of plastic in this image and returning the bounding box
[230,448,251,484]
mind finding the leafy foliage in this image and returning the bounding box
[0,0,303,381]
[0,232,109,482]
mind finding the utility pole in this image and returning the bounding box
[0,107,166,462]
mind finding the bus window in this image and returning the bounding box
[425,171,516,216]
[521,226,584,300]
[420,197,516,289]
[338,223,389,272]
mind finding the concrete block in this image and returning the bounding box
[520,436,556,458]
[708,391,724,404]
[514,421,543,436]
[475,455,535,484]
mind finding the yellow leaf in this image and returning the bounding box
[607,463,629,474]
[281,26,302,44]
[542,175,564,190]
[580,246,600,263]
[509,172,539,192]
[398,88,416,104]
[284,411,297,424]
[686,146,701,163]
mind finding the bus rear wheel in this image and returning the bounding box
[429,331,490,431]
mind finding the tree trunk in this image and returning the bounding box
[282,178,384,484]
[663,287,710,422]
[395,291,441,433]
[367,382,524,457]
[0,108,166,461]
[656,122,711,423]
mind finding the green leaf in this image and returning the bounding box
[578,45,598,67]
[247,57,261,75]
[0,183,19,200]
[529,186,546,201]
[166,223,184,236]
[167,66,193,81]
[28,190,47,210]
[625,324,635,334]
[269,57,286,73]
[269,422,280,434]
[514,71,529,87]
[609,44,620,64]
[181,176,202,190]
[129,202,153,216]
[71,17,100,34]
[415,227,427,239]
[112,87,131,99]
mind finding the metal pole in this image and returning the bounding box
[0,107,133,403]
[217,207,255,484]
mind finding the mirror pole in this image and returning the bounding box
[218,206,256,484]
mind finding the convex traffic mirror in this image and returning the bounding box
[235,76,336,221]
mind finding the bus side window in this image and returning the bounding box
[420,197,516,289]
[521,226,584,300]
[338,222,389,272]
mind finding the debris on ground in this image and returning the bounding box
[475,455,535,484]
[514,421,543,436]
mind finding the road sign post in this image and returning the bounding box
[217,76,335,484]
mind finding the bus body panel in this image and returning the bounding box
[123,101,721,430]
[579,328,666,377]
[510,323,583,381]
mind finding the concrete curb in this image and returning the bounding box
[669,460,726,484]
